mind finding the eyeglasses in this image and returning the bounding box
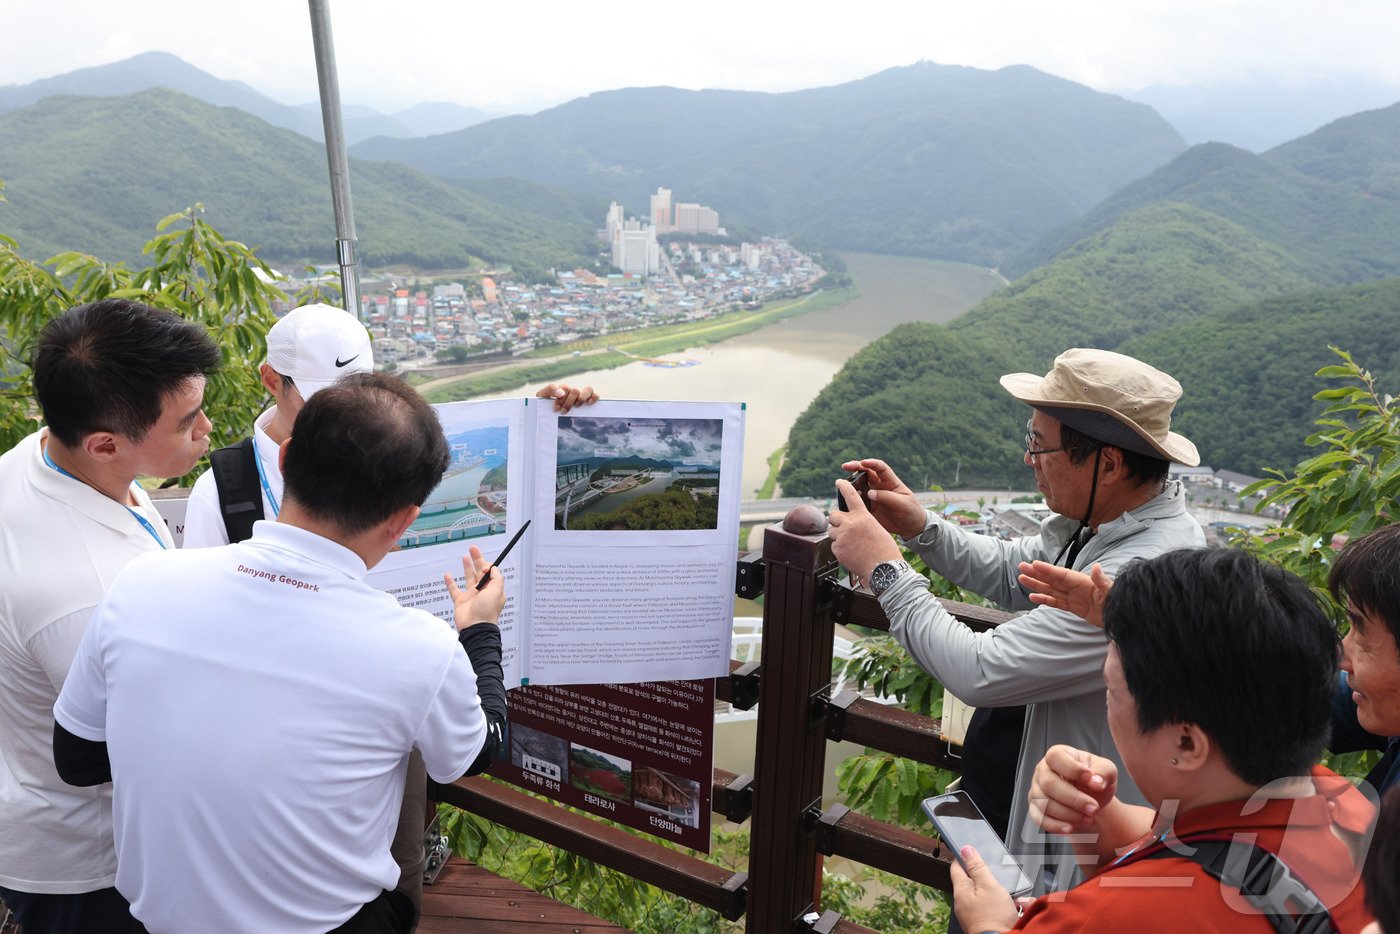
[1025,424,1065,465]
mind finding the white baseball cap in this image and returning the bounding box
[265,304,374,399]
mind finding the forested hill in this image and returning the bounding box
[1120,278,1400,475]
[777,204,1317,495]
[948,202,1314,365]
[0,88,605,272]
[778,98,1400,496]
[1006,100,1400,281]
[351,62,1186,267]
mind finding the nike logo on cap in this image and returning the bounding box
[335,354,360,368]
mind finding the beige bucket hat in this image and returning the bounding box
[1000,348,1200,466]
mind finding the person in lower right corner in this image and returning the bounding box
[1362,784,1400,934]
[1021,521,1400,801]
[951,547,1375,933]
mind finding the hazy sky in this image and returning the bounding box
[6,1,1400,113]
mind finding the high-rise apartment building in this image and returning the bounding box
[605,202,626,244]
[674,202,721,235]
[650,188,672,232]
[612,219,659,276]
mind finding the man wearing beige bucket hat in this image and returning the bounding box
[828,348,1206,896]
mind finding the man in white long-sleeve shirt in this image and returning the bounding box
[828,348,1205,897]
[0,299,219,932]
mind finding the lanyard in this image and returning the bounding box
[252,441,281,518]
[43,444,169,550]
[1108,829,1170,869]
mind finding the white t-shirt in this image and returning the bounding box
[0,430,174,894]
[55,521,488,934]
[182,407,284,548]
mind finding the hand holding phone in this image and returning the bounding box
[923,791,1033,898]
[837,470,871,511]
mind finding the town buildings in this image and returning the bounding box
[269,235,822,367]
[265,185,812,367]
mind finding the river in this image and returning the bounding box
[489,252,1005,496]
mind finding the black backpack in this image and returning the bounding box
[209,438,263,544]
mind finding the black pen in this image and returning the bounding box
[476,519,531,590]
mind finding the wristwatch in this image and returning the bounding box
[868,560,912,597]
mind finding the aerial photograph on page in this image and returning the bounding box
[397,417,509,549]
[553,416,723,531]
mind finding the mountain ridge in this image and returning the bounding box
[350,62,1188,266]
[0,51,493,144]
[0,88,605,272]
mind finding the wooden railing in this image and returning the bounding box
[430,514,1013,933]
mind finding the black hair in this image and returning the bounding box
[1329,523,1400,648]
[1059,421,1170,486]
[33,299,220,447]
[281,371,450,535]
[1102,548,1338,786]
[1364,784,1400,933]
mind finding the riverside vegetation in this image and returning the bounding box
[418,285,856,404]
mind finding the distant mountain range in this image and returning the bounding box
[351,62,1188,267]
[1126,76,1400,152]
[0,52,495,144]
[780,100,1400,493]
[0,88,604,272]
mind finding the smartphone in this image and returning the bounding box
[922,791,1033,897]
[837,470,870,511]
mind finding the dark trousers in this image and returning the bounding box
[945,704,1028,934]
[329,890,417,934]
[121,889,415,934]
[0,885,134,934]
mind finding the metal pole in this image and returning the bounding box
[307,0,362,319]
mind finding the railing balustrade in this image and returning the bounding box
[428,511,1014,932]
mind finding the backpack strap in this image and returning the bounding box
[1130,835,1338,934]
[209,438,263,544]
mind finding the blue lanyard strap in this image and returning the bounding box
[1108,829,1170,869]
[43,443,169,550]
[252,442,281,518]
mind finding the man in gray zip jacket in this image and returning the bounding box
[828,348,1205,895]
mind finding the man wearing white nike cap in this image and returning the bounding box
[183,303,374,548]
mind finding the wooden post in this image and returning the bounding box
[746,519,836,933]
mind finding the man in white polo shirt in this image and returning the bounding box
[55,372,508,934]
[179,302,597,924]
[0,299,219,932]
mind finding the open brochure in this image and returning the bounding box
[366,397,745,688]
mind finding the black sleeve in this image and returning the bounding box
[458,625,507,777]
[53,720,113,786]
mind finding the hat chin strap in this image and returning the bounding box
[1053,447,1101,568]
